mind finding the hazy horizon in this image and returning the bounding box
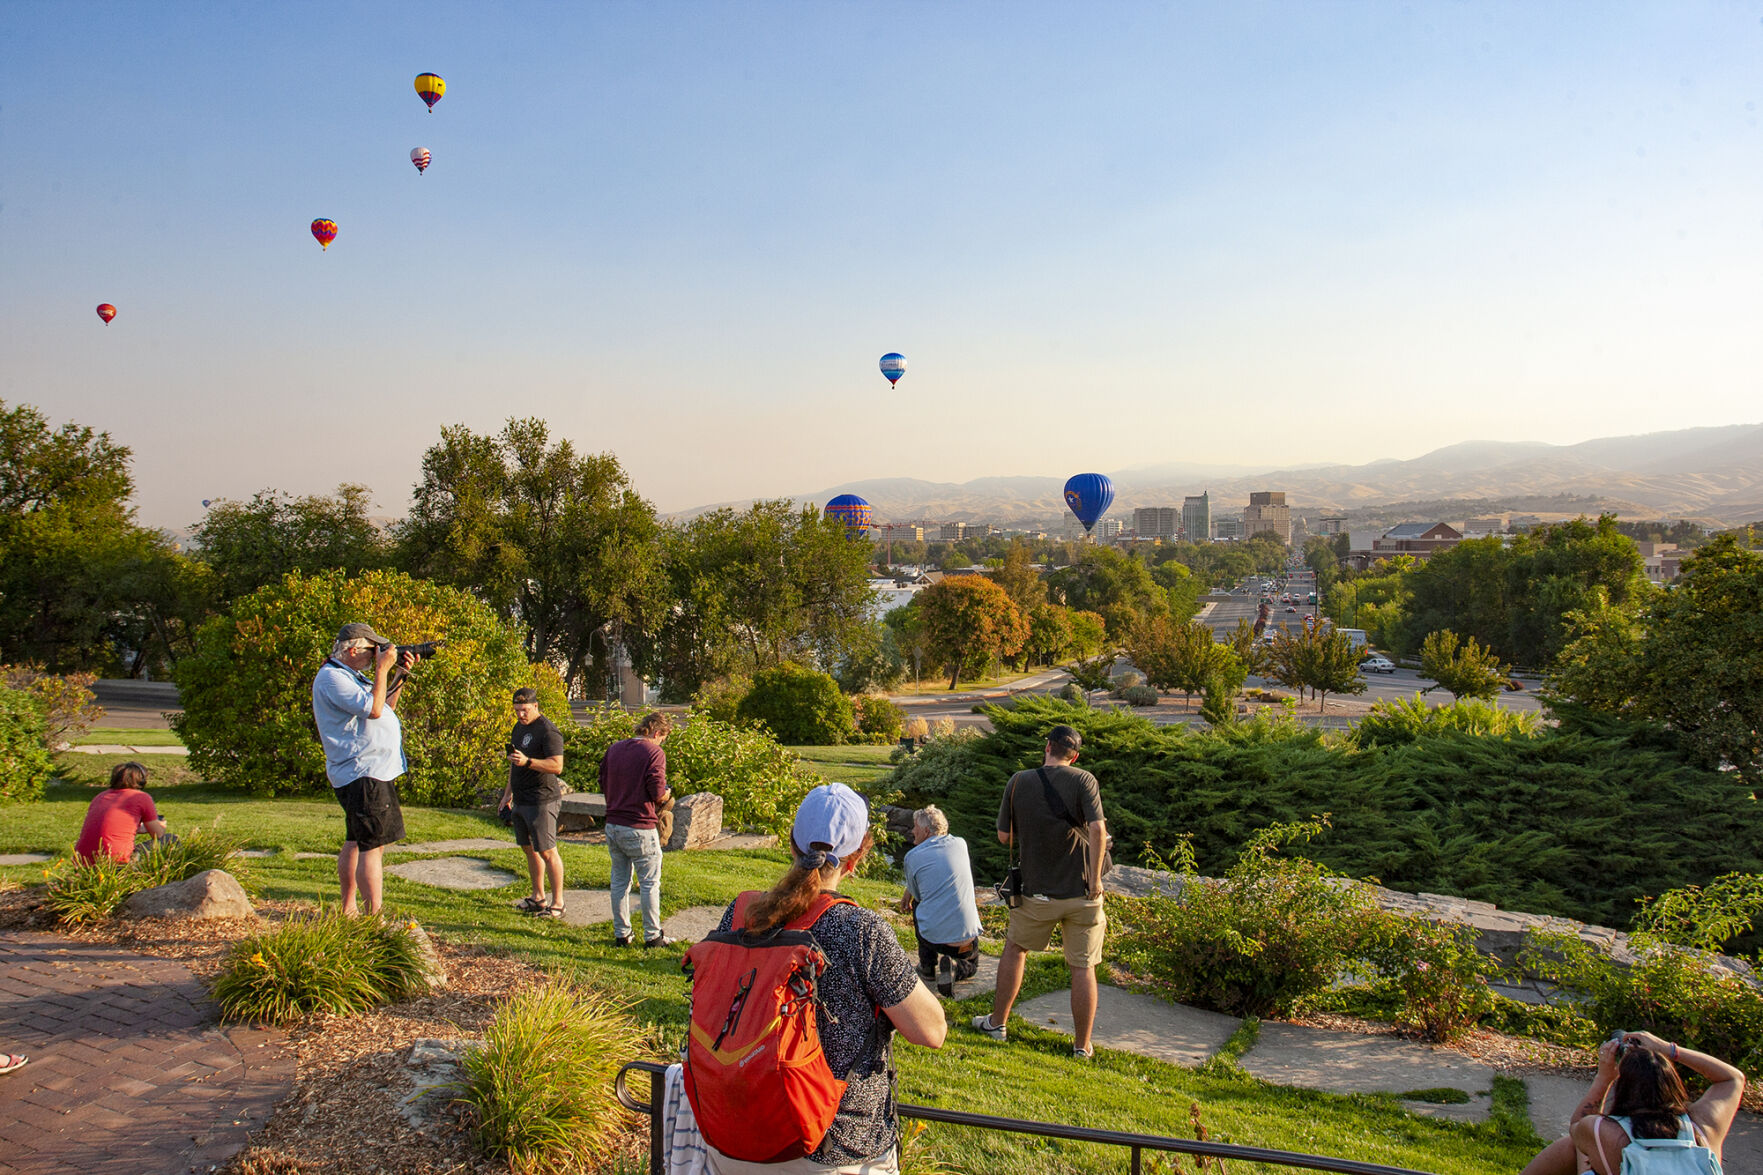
[5,4,1760,530]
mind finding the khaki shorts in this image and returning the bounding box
[1006,895,1106,969]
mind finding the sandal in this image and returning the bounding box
[0,1054,27,1075]
[516,896,547,913]
[530,904,564,919]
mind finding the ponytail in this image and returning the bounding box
[743,832,876,933]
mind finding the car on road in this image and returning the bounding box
[1284,605,1297,612]
[1361,655,1396,673]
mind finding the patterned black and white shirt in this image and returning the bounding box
[714,897,918,1165]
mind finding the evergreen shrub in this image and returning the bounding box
[736,664,855,745]
[172,569,567,806]
[852,694,905,743]
[0,685,54,803]
[1116,685,1160,707]
[890,695,1763,929]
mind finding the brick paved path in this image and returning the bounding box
[0,931,293,1175]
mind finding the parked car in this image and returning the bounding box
[1361,655,1396,673]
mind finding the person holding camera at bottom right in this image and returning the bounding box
[972,724,1108,1059]
[1520,1030,1745,1175]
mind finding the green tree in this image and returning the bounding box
[1068,609,1107,657]
[397,419,669,694]
[171,568,569,805]
[1419,629,1510,702]
[1269,624,1365,711]
[0,400,195,674]
[991,540,1046,612]
[1024,604,1075,669]
[1550,535,1763,785]
[918,574,1028,689]
[1126,616,1228,709]
[192,483,390,605]
[1046,546,1165,637]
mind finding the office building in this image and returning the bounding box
[1133,506,1179,541]
[1243,491,1292,544]
[1181,493,1211,543]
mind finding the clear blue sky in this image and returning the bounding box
[3,3,1759,527]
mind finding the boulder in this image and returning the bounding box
[122,869,254,920]
[557,793,607,833]
[665,793,724,851]
[403,921,448,990]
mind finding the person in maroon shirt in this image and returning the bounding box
[74,761,170,862]
[599,712,674,948]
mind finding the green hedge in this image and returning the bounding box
[890,695,1763,929]
[173,569,568,806]
[0,685,54,803]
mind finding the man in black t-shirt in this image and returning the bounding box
[497,687,568,917]
[972,724,1109,1058]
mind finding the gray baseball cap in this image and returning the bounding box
[335,622,390,647]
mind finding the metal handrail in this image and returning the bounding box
[614,1060,1438,1175]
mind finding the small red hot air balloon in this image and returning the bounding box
[96,304,117,325]
[410,147,431,175]
[311,219,338,251]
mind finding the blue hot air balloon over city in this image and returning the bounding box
[1063,473,1114,534]
[824,494,873,538]
[879,353,907,386]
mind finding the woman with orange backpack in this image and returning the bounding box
[682,783,947,1174]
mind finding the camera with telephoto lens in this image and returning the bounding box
[395,641,443,659]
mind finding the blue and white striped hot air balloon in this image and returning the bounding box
[879,353,907,386]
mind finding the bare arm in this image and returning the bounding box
[144,818,169,837]
[510,751,564,775]
[1630,1032,1745,1149]
[1086,820,1107,899]
[883,982,947,1049]
[997,830,1011,845]
[370,647,417,717]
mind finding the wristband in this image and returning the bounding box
[1671,1042,1678,1060]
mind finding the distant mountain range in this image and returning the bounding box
[680,424,1763,530]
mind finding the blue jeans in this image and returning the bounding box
[606,823,664,941]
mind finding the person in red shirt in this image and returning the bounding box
[73,761,169,863]
[599,712,674,948]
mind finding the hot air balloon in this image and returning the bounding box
[824,494,873,539]
[879,353,907,386]
[201,500,212,509]
[311,219,338,250]
[96,304,117,325]
[410,147,431,175]
[414,73,445,112]
[1063,473,1114,535]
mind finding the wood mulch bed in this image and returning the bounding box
[0,887,651,1174]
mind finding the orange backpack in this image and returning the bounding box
[681,891,866,1163]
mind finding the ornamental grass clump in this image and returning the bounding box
[459,979,648,1174]
[213,911,431,1025]
[44,827,250,925]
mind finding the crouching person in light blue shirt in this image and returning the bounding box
[311,622,420,915]
[901,805,983,997]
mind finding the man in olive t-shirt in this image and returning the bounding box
[973,724,1108,1058]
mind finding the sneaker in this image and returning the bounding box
[613,934,634,948]
[937,955,954,997]
[970,1013,1007,1042]
[642,935,678,950]
[915,964,936,983]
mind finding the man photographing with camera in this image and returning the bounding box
[311,622,421,915]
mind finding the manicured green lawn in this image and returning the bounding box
[74,727,186,746]
[789,744,898,792]
[1,755,1543,1174]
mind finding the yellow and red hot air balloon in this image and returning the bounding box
[311,219,338,251]
[414,73,445,112]
[96,304,117,325]
[410,147,431,175]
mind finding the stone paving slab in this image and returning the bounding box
[0,854,52,866]
[67,745,190,756]
[386,837,516,854]
[663,905,726,943]
[1239,1022,1494,1123]
[385,857,519,891]
[1015,985,1240,1066]
[507,888,613,927]
[0,931,292,1175]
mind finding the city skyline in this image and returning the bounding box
[4,4,1760,529]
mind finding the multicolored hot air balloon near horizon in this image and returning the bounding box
[1063,473,1114,536]
[311,219,338,250]
[410,147,431,175]
[414,72,445,112]
[96,304,117,325]
[824,494,873,539]
[879,353,907,386]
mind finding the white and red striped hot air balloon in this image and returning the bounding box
[410,147,431,175]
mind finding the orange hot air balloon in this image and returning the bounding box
[311,219,338,250]
[414,72,445,112]
[96,304,117,324]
